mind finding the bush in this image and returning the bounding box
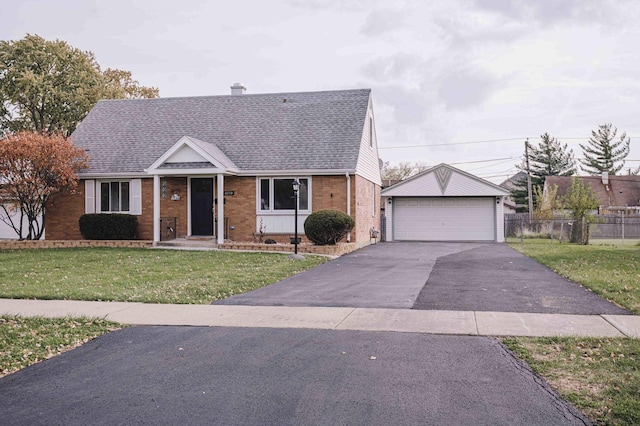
[79,214,138,240]
[304,210,354,245]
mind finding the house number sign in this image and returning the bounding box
[223,191,235,196]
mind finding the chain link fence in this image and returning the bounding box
[504,214,640,245]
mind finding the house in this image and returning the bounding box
[45,85,382,247]
[545,173,640,215]
[499,171,527,214]
[381,164,509,242]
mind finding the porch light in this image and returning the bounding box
[290,179,303,259]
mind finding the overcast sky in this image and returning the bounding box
[2,0,639,183]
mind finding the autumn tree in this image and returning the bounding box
[382,160,430,181]
[0,131,88,240]
[579,123,630,175]
[562,177,599,220]
[512,133,576,212]
[0,34,158,137]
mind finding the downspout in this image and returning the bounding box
[346,172,351,242]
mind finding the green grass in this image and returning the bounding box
[0,248,327,304]
[502,337,640,425]
[508,239,640,314]
[0,315,121,378]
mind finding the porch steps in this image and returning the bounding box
[155,238,218,250]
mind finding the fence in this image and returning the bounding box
[504,213,640,245]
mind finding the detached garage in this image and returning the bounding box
[382,164,509,242]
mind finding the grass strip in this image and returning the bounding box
[0,315,121,378]
[508,240,640,314]
[0,248,327,304]
[502,337,640,426]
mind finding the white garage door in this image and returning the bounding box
[393,197,495,241]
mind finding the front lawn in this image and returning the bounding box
[508,240,640,314]
[0,315,120,378]
[503,337,640,426]
[0,248,327,304]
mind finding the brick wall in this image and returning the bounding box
[159,177,188,238]
[222,176,256,242]
[45,175,380,246]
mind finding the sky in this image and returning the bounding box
[2,0,639,183]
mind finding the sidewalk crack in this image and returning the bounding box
[333,308,357,330]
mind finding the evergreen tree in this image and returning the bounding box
[511,133,576,211]
[579,123,630,175]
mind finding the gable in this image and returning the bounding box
[381,164,509,197]
[355,98,382,185]
[146,136,238,175]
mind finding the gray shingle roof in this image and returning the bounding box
[71,89,371,175]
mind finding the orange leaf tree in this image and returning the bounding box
[0,131,88,239]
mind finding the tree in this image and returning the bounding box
[382,160,429,181]
[102,68,159,99]
[562,177,599,220]
[532,184,561,220]
[0,131,88,240]
[579,123,630,175]
[512,133,576,211]
[0,34,158,137]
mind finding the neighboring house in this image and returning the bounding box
[381,164,509,242]
[499,171,527,214]
[46,85,382,246]
[545,173,640,215]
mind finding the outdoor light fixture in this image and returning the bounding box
[292,179,300,256]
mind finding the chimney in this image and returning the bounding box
[230,82,246,95]
[602,171,609,185]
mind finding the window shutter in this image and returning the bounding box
[131,179,142,215]
[85,180,95,213]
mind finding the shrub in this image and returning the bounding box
[304,209,354,245]
[79,214,138,240]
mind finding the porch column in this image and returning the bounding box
[153,174,160,243]
[217,174,224,244]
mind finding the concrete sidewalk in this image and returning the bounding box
[1,298,639,338]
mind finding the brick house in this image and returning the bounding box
[46,85,382,247]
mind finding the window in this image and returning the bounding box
[259,178,310,212]
[100,181,130,212]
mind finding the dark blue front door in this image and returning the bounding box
[191,178,214,235]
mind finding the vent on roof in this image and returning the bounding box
[231,83,246,95]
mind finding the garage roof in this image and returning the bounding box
[381,163,509,197]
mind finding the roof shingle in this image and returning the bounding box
[71,89,371,175]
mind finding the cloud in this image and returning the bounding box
[437,68,498,109]
[360,9,407,37]
[472,0,628,27]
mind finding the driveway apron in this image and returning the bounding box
[216,242,486,308]
[0,326,590,426]
[412,244,629,315]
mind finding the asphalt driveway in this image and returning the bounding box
[216,242,487,308]
[218,242,628,315]
[0,326,590,425]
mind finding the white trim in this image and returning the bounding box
[256,176,312,214]
[187,177,192,236]
[217,174,224,244]
[84,180,95,214]
[153,175,160,243]
[147,136,231,174]
[346,173,351,242]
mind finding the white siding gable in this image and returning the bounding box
[382,164,509,197]
[355,97,382,185]
[166,145,208,163]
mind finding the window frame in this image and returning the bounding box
[257,177,311,214]
[97,180,131,213]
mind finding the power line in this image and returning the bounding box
[379,136,640,150]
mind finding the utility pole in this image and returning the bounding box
[525,138,533,220]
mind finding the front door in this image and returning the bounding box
[191,178,214,235]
